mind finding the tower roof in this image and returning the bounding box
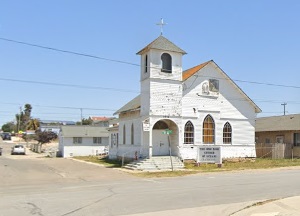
[136,35,187,55]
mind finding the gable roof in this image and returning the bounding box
[182,60,211,81]
[60,125,109,137]
[256,114,300,132]
[113,95,141,115]
[137,35,187,55]
[183,60,261,113]
[115,60,261,114]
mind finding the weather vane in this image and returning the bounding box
[156,18,167,35]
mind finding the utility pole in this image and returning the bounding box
[281,102,287,115]
[80,108,83,125]
[17,106,22,133]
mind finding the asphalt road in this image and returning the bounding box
[1,140,300,216]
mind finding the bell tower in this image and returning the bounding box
[136,35,186,117]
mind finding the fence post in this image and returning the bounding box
[122,154,125,167]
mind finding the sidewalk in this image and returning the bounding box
[122,196,300,216]
[233,196,300,216]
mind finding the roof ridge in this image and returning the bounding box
[182,60,212,81]
[137,35,186,55]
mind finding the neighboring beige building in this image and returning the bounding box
[255,114,300,158]
[255,114,300,145]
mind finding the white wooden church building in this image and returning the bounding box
[108,35,261,161]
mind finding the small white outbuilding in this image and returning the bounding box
[58,125,109,158]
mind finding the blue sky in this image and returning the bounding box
[0,1,300,126]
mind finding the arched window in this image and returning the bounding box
[145,55,148,73]
[161,53,172,73]
[123,124,126,144]
[203,115,215,144]
[223,122,232,144]
[184,121,194,144]
[131,123,134,145]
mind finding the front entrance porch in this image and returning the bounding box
[152,130,169,156]
[151,119,179,157]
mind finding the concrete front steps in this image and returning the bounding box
[123,156,185,171]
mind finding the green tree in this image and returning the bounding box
[23,104,32,123]
[15,104,34,132]
[76,117,93,125]
[1,122,16,132]
[35,130,58,145]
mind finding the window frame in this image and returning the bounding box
[145,55,148,73]
[209,79,219,92]
[223,122,232,144]
[131,123,134,145]
[161,53,172,73]
[184,121,194,144]
[294,133,300,146]
[93,137,102,144]
[123,124,126,145]
[73,137,82,144]
[202,115,215,144]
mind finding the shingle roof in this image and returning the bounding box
[256,114,300,132]
[113,95,141,115]
[60,125,109,137]
[90,116,112,122]
[137,35,187,55]
[182,60,211,81]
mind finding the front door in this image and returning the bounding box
[152,130,169,156]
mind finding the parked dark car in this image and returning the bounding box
[0,147,2,156]
[1,132,11,140]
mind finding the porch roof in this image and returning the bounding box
[113,95,140,115]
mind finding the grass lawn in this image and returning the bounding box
[73,156,122,168]
[73,156,300,178]
[185,158,300,172]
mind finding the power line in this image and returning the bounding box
[0,37,139,67]
[194,74,300,90]
[1,76,300,105]
[32,104,116,111]
[1,37,300,90]
[0,77,139,93]
[1,37,300,118]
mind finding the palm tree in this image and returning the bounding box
[26,118,40,131]
[24,104,32,122]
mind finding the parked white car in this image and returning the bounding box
[11,145,26,155]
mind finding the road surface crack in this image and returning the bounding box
[229,198,279,215]
[48,166,67,178]
[60,187,116,216]
[24,202,44,216]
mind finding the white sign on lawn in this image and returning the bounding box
[197,146,222,164]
